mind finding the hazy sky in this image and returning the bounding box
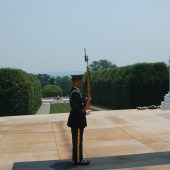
[0,0,170,73]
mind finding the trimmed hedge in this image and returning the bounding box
[42,84,63,97]
[0,68,41,116]
[90,62,169,109]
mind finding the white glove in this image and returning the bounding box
[86,110,91,115]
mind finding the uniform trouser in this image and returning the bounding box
[71,128,84,163]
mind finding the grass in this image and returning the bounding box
[50,103,99,114]
[50,103,71,113]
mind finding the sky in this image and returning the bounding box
[0,0,170,74]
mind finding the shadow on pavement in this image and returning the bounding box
[12,151,170,170]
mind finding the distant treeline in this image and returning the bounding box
[90,62,168,109]
[0,68,41,116]
[36,74,71,96]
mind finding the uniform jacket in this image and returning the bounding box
[67,87,87,128]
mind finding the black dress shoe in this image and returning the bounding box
[74,159,90,166]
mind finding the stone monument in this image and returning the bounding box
[161,56,170,110]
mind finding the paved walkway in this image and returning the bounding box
[1,109,170,170]
[36,103,50,114]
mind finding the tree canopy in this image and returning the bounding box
[89,59,116,71]
[42,84,63,97]
[37,74,71,96]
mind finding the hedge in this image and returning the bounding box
[0,68,41,116]
[90,62,169,109]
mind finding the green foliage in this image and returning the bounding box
[37,74,51,87]
[28,74,42,113]
[91,62,168,109]
[50,103,71,113]
[55,76,71,96]
[89,59,116,71]
[50,103,99,114]
[37,74,71,96]
[0,68,42,116]
[42,84,63,97]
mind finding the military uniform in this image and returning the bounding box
[67,87,87,164]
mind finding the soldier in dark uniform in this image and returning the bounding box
[67,75,90,166]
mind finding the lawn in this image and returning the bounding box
[50,103,99,114]
[50,103,71,113]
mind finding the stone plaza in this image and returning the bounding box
[1,109,170,170]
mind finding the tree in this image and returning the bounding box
[59,76,72,95]
[42,85,63,97]
[37,74,71,96]
[50,77,55,85]
[89,59,116,71]
[36,74,51,87]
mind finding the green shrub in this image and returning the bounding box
[0,68,41,116]
[28,74,42,113]
[42,84,63,97]
[90,62,168,109]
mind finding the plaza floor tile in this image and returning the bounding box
[0,132,55,145]
[15,151,60,162]
[1,109,170,170]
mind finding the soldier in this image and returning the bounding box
[67,75,90,166]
